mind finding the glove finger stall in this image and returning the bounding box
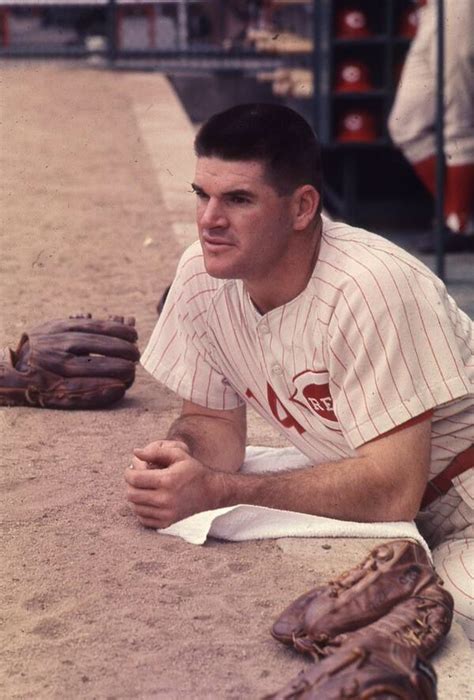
[27,349,136,388]
[28,333,140,362]
[0,358,31,406]
[324,583,454,660]
[26,374,128,409]
[272,587,325,645]
[30,318,138,342]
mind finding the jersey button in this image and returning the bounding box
[271,364,283,375]
[260,323,270,334]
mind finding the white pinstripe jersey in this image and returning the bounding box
[142,218,474,520]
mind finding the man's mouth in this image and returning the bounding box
[201,235,234,251]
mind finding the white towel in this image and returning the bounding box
[158,446,431,557]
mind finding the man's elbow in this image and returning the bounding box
[378,483,425,522]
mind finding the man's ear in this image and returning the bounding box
[292,185,320,230]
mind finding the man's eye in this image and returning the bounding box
[193,190,208,200]
[229,195,250,204]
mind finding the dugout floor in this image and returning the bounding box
[0,62,472,699]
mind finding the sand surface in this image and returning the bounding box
[0,63,471,699]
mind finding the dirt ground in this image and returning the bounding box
[0,63,471,699]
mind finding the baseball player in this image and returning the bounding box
[388,0,474,252]
[125,104,474,643]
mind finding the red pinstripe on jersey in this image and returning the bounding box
[326,240,439,405]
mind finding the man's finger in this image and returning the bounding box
[126,485,167,506]
[130,502,174,529]
[125,468,168,489]
[137,515,170,530]
[130,455,148,471]
[147,439,189,452]
[132,503,173,523]
[133,444,188,468]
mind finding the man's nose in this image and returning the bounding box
[199,198,228,228]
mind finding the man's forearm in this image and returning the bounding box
[213,456,420,522]
[167,414,245,472]
[130,409,429,528]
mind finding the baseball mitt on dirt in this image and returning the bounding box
[292,577,453,660]
[264,633,438,699]
[0,314,140,409]
[271,540,453,659]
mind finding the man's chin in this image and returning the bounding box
[203,262,236,279]
[202,252,239,279]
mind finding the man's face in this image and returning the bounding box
[192,157,295,282]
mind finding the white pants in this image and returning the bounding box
[388,0,474,166]
[243,445,474,645]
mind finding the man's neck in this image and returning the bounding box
[245,220,322,314]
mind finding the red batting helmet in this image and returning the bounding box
[398,6,418,38]
[335,8,372,39]
[334,59,373,93]
[336,108,378,143]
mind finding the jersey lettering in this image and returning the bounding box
[306,395,333,414]
[291,370,338,425]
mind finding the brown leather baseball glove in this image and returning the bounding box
[264,633,438,699]
[0,314,140,409]
[271,540,453,659]
[293,577,453,661]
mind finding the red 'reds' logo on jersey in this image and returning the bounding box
[290,370,338,425]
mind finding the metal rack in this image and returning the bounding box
[312,0,414,146]
[0,0,313,68]
[0,0,448,273]
[0,0,420,226]
[309,0,428,229]
[115,0,201,50]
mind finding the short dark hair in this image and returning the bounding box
[194,103,323,203]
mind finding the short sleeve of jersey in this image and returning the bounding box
[140,243,244,410]
[326,257,473,449]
